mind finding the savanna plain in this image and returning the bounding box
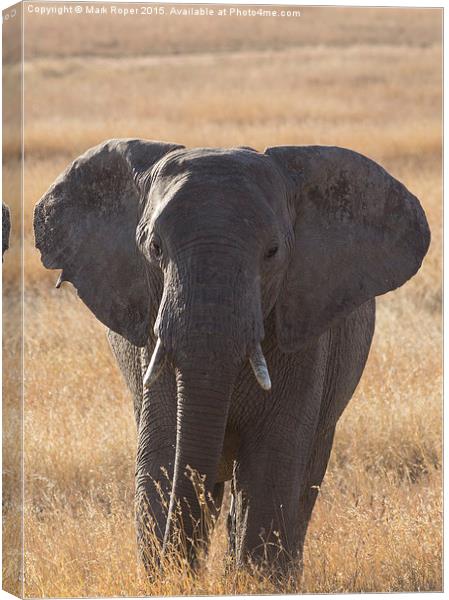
[2,6,442,596]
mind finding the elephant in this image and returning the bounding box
[33,138,430,579]
[3,203,10,260]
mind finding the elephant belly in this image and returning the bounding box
[217,429,239,482]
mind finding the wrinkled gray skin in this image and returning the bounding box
[33,139,430,579]
[3,203,11,260]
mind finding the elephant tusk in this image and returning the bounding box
[143,338,166,388]
[55,271,66,289]
[249,343,272,391]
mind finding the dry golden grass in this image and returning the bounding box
[2,5,442,596]
[21,6,441,60]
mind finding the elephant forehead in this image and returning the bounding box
[147,147,288,224]
[150,182,277,240]
[153,147,282,191]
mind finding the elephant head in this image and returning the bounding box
[3,203,11,260]
[33,139,430,561]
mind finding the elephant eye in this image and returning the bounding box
[149,239,162,260]
[265,245,279,259]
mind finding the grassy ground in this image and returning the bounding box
[2,5,442,596]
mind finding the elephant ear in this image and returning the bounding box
[265,145,431,352]
[33,138,183,347]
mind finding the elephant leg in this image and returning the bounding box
[212,481,225,515]
[190,481,226,567]
[231,426,338,584]
[232,435,308,584]
[224,478,243,577]
[135,365,177,571]
[227,480,236,556]
[201,482,225,548]
[296,426,336,574]
[232,392,325,582]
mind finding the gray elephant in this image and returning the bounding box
[33,139,430,578]
[3,203,10,260]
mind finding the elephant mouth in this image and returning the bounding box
[143,338,271,392]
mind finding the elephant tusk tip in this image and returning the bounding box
[262,380,272,392]
[256,371,272,391]
[249,343,272,392]
[143,338,166,388]
[143,377,154,388]
[55,273,64,289]
[143,369,160,388]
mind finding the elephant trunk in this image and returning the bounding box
[163,353,233,562]
[152,251,266,563]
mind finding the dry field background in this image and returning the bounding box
[2,4,442,596]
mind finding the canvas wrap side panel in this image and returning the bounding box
[3,2,24,598]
